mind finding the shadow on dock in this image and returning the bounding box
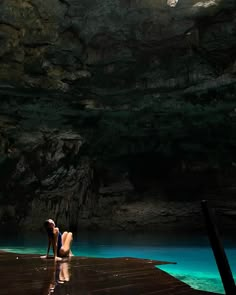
[0,251,220,295]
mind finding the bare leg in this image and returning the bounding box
[59,232,73,257]
[69,250,74,257]
[60,262,70,281]
[62,232,68,245]
[63,232,73,253]
[59,264,65,283]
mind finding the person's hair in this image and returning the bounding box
[44,219,55,230]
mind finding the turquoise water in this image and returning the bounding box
[1,231,236,294]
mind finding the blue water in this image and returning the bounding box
[1,231,236,294]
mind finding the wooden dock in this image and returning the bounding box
[0,251,220,295]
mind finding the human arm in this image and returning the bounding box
[40,237,51,259]
[52,228,62,261]
[46,238,51,257]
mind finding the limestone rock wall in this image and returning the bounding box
[0,0,235,97]
[0,0,236,231]
[0,129,96,231]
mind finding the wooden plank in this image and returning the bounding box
[0,251,220,295]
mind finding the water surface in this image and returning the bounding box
[1,231,236,294]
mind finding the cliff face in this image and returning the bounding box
[1,0,236,95]
[0,0,236,232]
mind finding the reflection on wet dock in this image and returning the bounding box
[0,251,220,295]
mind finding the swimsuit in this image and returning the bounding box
[57,231,62,256]
[47,229,62,257]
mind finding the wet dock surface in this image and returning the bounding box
[0,251,219,295]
